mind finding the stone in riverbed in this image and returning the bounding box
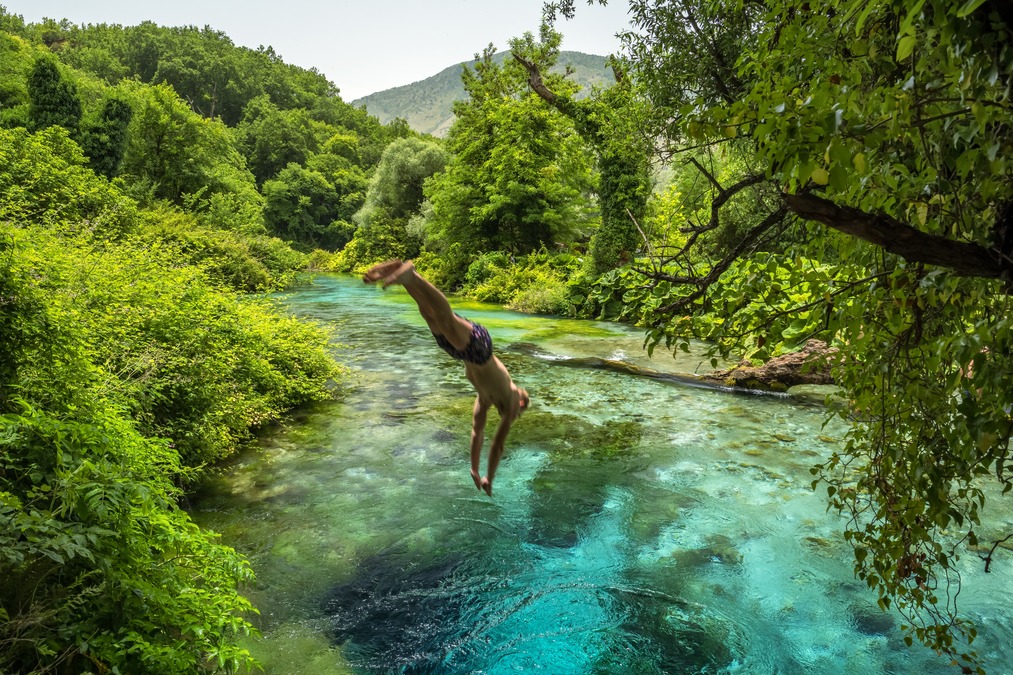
[787,383,843,405]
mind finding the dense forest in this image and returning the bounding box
[1,0,1012,672]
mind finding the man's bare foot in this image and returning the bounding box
[470,469,483,492]
[381,261,415,288]
[480,476,493,497]
[363,259,403,283]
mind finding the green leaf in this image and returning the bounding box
[829,165,850,191]
[896,34,917,61]
[957,0,988,17]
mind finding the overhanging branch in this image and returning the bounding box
[783,193,1009,281]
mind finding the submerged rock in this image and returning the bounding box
[323,550,469,672]
[787,383,842,405]
[671,534,744,568]
[849,601,896,636]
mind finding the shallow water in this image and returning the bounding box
[190,274,1013,674]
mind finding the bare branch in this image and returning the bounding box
[639,205,790,313]
[688,156,723,191]
[512,53,557,105]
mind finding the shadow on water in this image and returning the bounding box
[323,548,472,674]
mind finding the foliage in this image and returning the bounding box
[0,125,138,236]
[356,136,448,222]
[26,53,81,133]
[0,405,257,674]
[119,83,260,209]
[327,207,420,273]
[37,20,339,125]
[511,26,654,275]
[552,0,1013,668]
[424,45,595,255]
[235,94,318,185]
[0,50,346,668]
[410,242,475,291]
[333,136,450,266]
[459,249,581,315]
[138,205,306,292]
[263,163,357,251]
[78,95,132,177]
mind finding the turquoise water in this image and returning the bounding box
[190,275,1013,674]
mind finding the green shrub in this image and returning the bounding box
[139,207,307,292]
[0,405,257,674]
[0,126,138,237]
[509,274,570,314]
[453,248,582,315]
[4,224,342,471]
[413,243,473,290]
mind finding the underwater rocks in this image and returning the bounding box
[848,601,896,636]
[670,534,745,567]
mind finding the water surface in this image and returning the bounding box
[190,275,1013,674]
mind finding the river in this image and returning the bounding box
[189,274,1013,674]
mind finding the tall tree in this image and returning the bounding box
[357,136,448,222]
[80,97,133,177]
[235,94,318,185]
[262,163,350,250]
[26,54,81,133]
[512,26,653,274]
[119,83,257,206]
[425,45,595,256]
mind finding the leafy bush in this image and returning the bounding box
[0,406,257,674]
[456,249,581,315]
[0,125,138,237]
[0,222,341,672]
[509,275,570,315]
[5,221,341,464]
[573,252,841,361]
[139,207,307,292]
[412,243,473,291]
[0,137,341,670]
[327,208,421,274]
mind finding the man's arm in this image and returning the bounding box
[470,396,489,486]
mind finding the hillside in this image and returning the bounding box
[352,51,614,137]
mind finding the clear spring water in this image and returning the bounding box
[189,274,1013,674]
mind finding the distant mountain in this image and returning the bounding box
[351,51,615,137]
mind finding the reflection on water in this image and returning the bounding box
[189,275,1013,674]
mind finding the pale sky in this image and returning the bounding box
[5,0,632,101]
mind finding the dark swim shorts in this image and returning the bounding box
[433,315,493,365]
